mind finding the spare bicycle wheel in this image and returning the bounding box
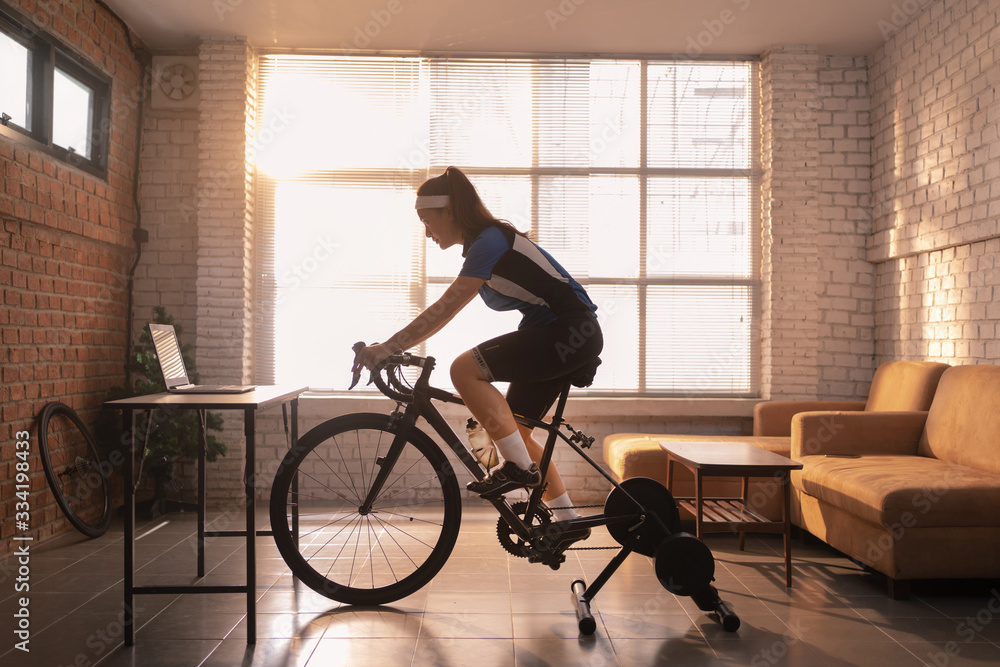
[604,477,680,557]
[38,402,113,538]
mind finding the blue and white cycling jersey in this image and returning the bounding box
[459,225,597,329]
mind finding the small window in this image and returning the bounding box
[0,29,32,130]
[0,5,111,178]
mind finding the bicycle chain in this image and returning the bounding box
[545,504,604,510]
[567,545,619,551]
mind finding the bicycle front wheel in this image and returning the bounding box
[269,412,462,605]
[37,402,113,538]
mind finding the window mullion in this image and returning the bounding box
[35,41,52,144]
[638,60,648,394]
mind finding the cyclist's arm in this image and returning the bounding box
[355,276,483,370]
[389,276,483,350]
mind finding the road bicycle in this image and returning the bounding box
[268,345,740,634]
[37,401,113,538]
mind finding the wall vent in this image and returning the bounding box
[151,56,200,110]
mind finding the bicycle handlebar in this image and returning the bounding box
[350,341,428,402]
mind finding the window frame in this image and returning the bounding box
[0,3,112,179]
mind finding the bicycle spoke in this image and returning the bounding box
[293,469,358,506]
[369,512,435,561]
[371,473,447,511]
[373,507,446,528]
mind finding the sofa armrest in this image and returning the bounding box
[754,400,867,436]
[790,410,928,458]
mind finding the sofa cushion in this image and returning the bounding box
[864,360,949,411]
[604,433,791,480]
[754,400,866,437]
[918,365,1000,475]
[793,455,1000,528]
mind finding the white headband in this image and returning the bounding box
[414,195,450,209]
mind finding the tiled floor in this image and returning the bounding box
[3,503,1000,666]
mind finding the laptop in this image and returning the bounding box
[148,323,256,394]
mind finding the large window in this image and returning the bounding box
[0,5,111,177]
[255,55,758,396]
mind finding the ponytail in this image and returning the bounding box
[417,167,527,240]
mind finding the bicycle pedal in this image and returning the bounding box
[528,552,565,569]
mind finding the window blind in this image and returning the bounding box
[255,54,759,396]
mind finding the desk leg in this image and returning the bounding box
[782,471,793,587]
[123,409,135,646]
[739,476,748,551]
[197,409,206,578]
[291,399,299,543]
[245,408,257,645]
[666,457,674,495]
[694,470,703,539]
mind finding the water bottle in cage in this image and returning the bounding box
[466,418,499,470]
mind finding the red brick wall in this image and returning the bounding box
[0,0,145,553]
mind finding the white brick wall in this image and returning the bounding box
[196,39,256,386]
[134,110,199,330]
[869,0,1000,365]
[759,46,876,400]
[816,56,877,397]
[759,45,821,400]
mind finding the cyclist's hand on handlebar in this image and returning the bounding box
[351,342,396,375]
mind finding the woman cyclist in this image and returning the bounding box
[353,166,603,546]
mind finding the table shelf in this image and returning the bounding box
[676,498,772,527]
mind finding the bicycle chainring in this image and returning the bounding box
[497,501,552,558]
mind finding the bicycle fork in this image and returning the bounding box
[357,406,420,515]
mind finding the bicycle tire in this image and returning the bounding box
[269,412,462,605]
[37,402,113,538]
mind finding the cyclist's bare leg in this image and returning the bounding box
[519,424,567,500]
[451,351,518,434]
[451,351,566,500]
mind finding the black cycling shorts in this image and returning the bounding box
[471,315,603,420]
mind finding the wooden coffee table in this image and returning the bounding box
[661,441,803,587]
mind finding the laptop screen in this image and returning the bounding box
[148,324,190,387]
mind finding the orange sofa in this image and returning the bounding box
[791,364,1000,598]
[602,361,950,521]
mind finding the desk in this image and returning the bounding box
[661,441,803,587]
[105,386,307,645]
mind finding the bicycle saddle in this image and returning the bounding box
[569,358,602,388]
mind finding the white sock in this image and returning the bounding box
[494,431,534,470]
[548,492,579,522]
